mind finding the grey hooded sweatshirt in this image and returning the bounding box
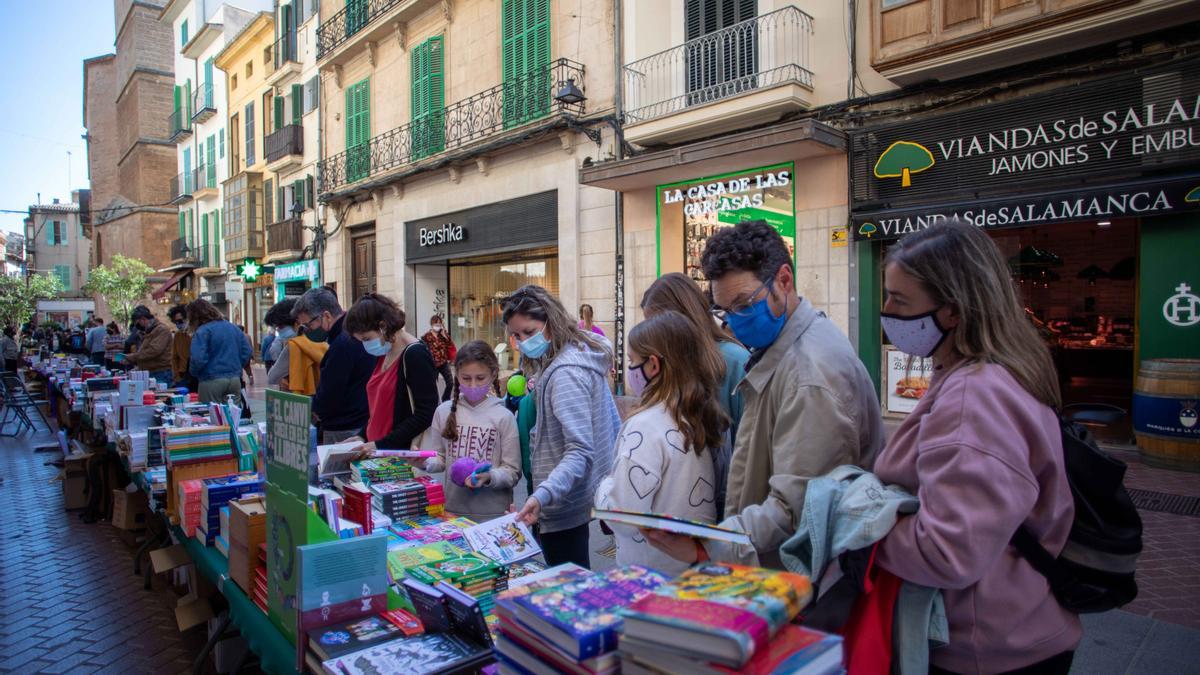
[530,340,620,533]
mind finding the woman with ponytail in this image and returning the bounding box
[420,341,521,523]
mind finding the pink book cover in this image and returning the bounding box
[624,594,770,657]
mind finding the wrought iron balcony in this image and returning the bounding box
[192,82,216,123]
[170,237,196,264]
[319,58,586,193]
[623,5,814,124]
[170,171,193,204]
[193,163,217,194]
[268,217,305,257]
[191,244,221,270]
[317,0,403,60]
[224,229,265,263]
[266,124,304,165]
[168,108,192,142]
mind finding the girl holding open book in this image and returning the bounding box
[421,341,521,523]
[595,311,730,576]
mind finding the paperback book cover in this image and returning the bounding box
[506,565,668,661]
[320,632,489,675]
[306,615,403,661]
[386,541,464,584]
[591,508,751,545]
[297,533,389,629]
[463,513,541,564]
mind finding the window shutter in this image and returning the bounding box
[207,135,216,187]
[185,79,192,120]
[429,36,445,153]
[181,19,188,47]
[412,37,444,158]
[274,95,284,131]
[292,84,303,125]
[245,102,255,165]
[179,212,186,240]
[306,175,315,207]
[46,221,54,246]
[214,209,221,241]
[55,265,70,291]
[219,128,225,158]
[502,0,551,127]
[264,178,274,226]
[204,59,214,106]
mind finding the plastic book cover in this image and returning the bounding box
[463,513,542,564]
[511,565,668,659]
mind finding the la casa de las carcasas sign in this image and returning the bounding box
[850,59,1200,241]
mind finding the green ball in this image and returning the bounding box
[507,374,527,397]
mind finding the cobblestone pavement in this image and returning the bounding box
[0,429,207,673]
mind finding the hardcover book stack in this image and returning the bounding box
[409,553,509,618]
[163,425,234,467]
[493,565,669,675]
[386,540,466,587]
[350,457,415,485]
[369,476,446,521]
[196,473,263,546]
[616,562,842,675]
[340,483,373,535]
[176,478,203,536]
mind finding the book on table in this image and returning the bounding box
[307,615,406,662]
[462,512,541,564]
[618,624,843,675]
[590,507,752,545]
[617,561,814,668]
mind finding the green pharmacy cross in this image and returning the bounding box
[237,259,262,282]
[874,141,936,188]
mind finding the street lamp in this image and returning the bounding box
[291,201,303,221]
[554,78,586,105]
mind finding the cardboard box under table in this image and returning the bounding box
[112,488,148,530]
[61,453,90,510]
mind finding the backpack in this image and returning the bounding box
[1011,414,1142,613]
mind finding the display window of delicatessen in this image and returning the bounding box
[657,163,796,291]
[850,59,1200,431]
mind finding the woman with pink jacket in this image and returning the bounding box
[876,220,1078,675]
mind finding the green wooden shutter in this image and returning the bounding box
[214,209,221,242]
[185,79,193,121]
[181,19,188,47]
[179,212,186,240]
[245,102,255,165]
[46,221,54,246]
[412,36,444,159]
[346,79,370,181]
[264,178,274,226]
[345,0,366,37]
[219,128,225,158]
[274,95,284,132]
[183,147,192,193]
[291,84,303,125]
[206,135,216,187]
[201,213,209,266]
[55,265,71,291]
[173,85,182,129]
[502,0,551,128]
[204,59,214,107]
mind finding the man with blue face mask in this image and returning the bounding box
[644,220,884,568]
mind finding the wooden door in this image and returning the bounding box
[351,231,376,302]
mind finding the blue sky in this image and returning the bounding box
[0,1,116,234]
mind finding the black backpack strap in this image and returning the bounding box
[1012,526,1068,586]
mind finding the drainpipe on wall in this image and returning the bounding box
[612,0,626,395]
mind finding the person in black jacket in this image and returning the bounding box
[342,293,438,452]
[291,286,377,443]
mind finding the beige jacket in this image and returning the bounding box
[126,321,173,373]
[708,298,885,565]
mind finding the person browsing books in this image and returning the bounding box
[504,285,620,568]
[343,293,439,453]
[645,220,884,568]
[594,311,729,576]
[873,221,1079,674]
[417,340,521,523]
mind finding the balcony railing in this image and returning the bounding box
[319,58,585,192]
[225,229,265,263]
[191,243,220,269]
[273,30,298,70]
[623,5,814,124]
[170,171,193,203]
[192,82,216,123]
[266,124,304,164]
[317,0,402,60]
[170,237,195,263]
[193,163,217,192]
[268,217,304,255]
[168,108,192,141]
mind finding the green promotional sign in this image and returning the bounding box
[1138,214,1200,362]
[265,389,313,500]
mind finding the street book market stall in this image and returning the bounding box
[30,353,845,675]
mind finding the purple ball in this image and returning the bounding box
[449,457,479,487]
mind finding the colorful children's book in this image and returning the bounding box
[591,508,751,545]
[463,513,541,564]
[618,624,843,675]
[401,578,450,633]
[386,540,465,585]
[502,565,669,661]
[380,609,424,636]
[618,562,813,667]
[306,615,403,661]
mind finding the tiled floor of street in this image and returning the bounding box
[0,428,207,674]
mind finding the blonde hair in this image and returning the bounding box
[628,311,728,454]
[886,220,1062,409]
[502,285,609,372]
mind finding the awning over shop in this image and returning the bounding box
[150,269,192,301]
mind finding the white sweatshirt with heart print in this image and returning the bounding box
[594,402,717,577]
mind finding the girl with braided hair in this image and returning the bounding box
[419,340,521,523]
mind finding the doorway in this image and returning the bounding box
[351,229,377,303]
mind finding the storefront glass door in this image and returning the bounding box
[448,247,559,362]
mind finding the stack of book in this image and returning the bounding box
[409,553,508,618]
[493,565,668,675]
[615,562,841,675]
[252,542,268,613]
[369,477,445,521]
[386,539,465,587]
[341,482,374,535]
[163,425,234,467]
[177,478,203,536]
[390,515,477,544]
[351,457,415,485]
[196,473,263,546]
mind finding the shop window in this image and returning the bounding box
[448,247,559,357]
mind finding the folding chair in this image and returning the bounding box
[0,378,34,437]
[0,373,48,435]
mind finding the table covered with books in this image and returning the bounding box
[36,355,846,675]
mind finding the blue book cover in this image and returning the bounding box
[297,533,389,630]
[510,565,668,660]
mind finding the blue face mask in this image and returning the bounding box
[362,337,390,357]
[277,327,295,339]
[726,280,787,350]
[518,330,550,359]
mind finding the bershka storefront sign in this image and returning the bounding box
[419,223,466,247]
[850,59,1200,240]
[852,175,1200,239]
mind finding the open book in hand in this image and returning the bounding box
[591,508,752,545]
[316,441,362,479]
